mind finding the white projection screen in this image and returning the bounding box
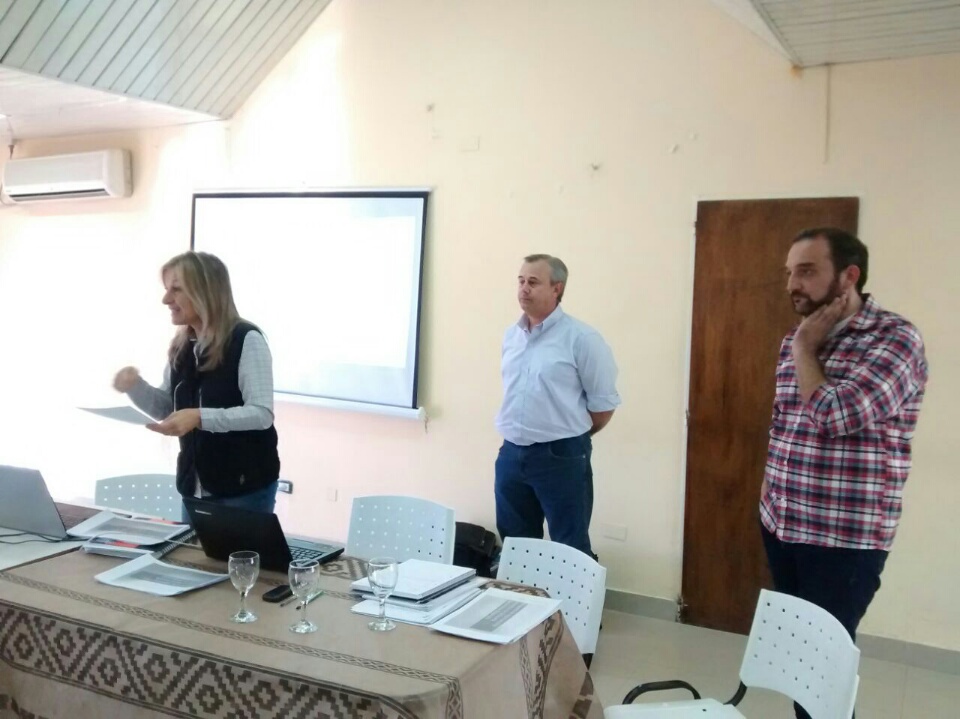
[191,190,429,413]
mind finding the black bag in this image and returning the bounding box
[453,522,499,577]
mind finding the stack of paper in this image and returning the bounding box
[79,406,154,425]
[429,588,563,644]
[95,555,227,596]
[69,511,189,546]
[351,559,476,601]
[351,577,487,625]
[81,531,194,560]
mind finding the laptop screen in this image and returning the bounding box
[0,465,68,538]
[183,498,343,572]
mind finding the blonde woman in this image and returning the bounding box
[114,251,280,517]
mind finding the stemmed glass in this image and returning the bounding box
[288,559,320,634]
[367,557,399,632]
[228,551,259,623]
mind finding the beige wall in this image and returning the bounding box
[0,0,957,649]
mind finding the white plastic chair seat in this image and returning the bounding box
[605,589,860,719]
[496,537,606,654]
[605,699,742,718]
[347,495,456,564]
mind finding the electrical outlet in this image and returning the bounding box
[600,523,627,541]
[277,480,293,494]
[326,488,338,502]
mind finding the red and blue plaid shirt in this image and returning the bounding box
[760,295,928,550]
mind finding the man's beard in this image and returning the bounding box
[790,276,842,317]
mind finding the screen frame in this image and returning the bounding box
[189,188,430,411]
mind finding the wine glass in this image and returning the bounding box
[288,558,320,634]
[228,551,259,623]
[366,557,399,632]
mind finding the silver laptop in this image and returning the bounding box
[0,465,69,538]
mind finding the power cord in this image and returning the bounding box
[0,532,65,544]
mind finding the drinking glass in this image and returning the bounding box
[227,551,259,623]
[366,557,399,632]
[288,559,320,634]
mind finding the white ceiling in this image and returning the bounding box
[714,0,960,67]
[0,64,215,140]
[0,0,332,142]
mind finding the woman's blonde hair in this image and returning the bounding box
[163,251,241,372]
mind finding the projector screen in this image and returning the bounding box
[191,190,428,413]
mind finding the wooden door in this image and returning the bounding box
[681,198,859,634]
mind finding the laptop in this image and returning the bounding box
[183,497,344,572]
[0,465,79,538]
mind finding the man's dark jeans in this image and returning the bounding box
[761,524,888,719]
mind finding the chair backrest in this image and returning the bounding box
[347,495,456,564]
[496,537,607,654]
[740,589,860,719]
[94,474,181,521]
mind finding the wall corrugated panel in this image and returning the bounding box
[765,0,953,22]
[201,0,322,116]
[58,1,144,82]
[714,0,960,66]
[146,0,256,105]
[755,0,960,66]
[217,0,332,118]
[3,0,73,67]
[107,0,210,93]
[20,0,95,74]
[178,0,288,110]
[0,0,45,59]
[77,0,173,87]
[0,0,330,119]
[782,9,960,38]
[122,0,222,96]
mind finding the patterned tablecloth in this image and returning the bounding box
[0,546,602,719]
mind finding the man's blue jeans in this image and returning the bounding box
[495,433,594,557]
[181,481,279,524]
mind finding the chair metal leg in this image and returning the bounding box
[724,681,748,707]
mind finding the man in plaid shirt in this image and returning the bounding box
[760,227,928,719]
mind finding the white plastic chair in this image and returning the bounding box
[94,474,181,521]
[496,537,607,655]
[346,495,456,564]
[604,589,861,719]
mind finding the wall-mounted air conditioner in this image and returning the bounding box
[1,149,132,204]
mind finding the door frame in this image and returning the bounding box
[674,191,863,617]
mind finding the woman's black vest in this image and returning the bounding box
[169,322,280,498]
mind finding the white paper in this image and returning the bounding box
[69,511,189,546]
[351,559,475,601]
[430,588,562,644]
[351,579,486,625]
[95,555,228,596]
[81,533,188,560]
[82,537,156,559]
[79,406,155,425]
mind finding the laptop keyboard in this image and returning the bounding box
[289,544,338,562]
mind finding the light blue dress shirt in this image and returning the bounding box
[496,306,621,446]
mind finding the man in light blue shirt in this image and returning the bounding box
[495,254,621,557]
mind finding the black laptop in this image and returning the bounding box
[183,498,344,572]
